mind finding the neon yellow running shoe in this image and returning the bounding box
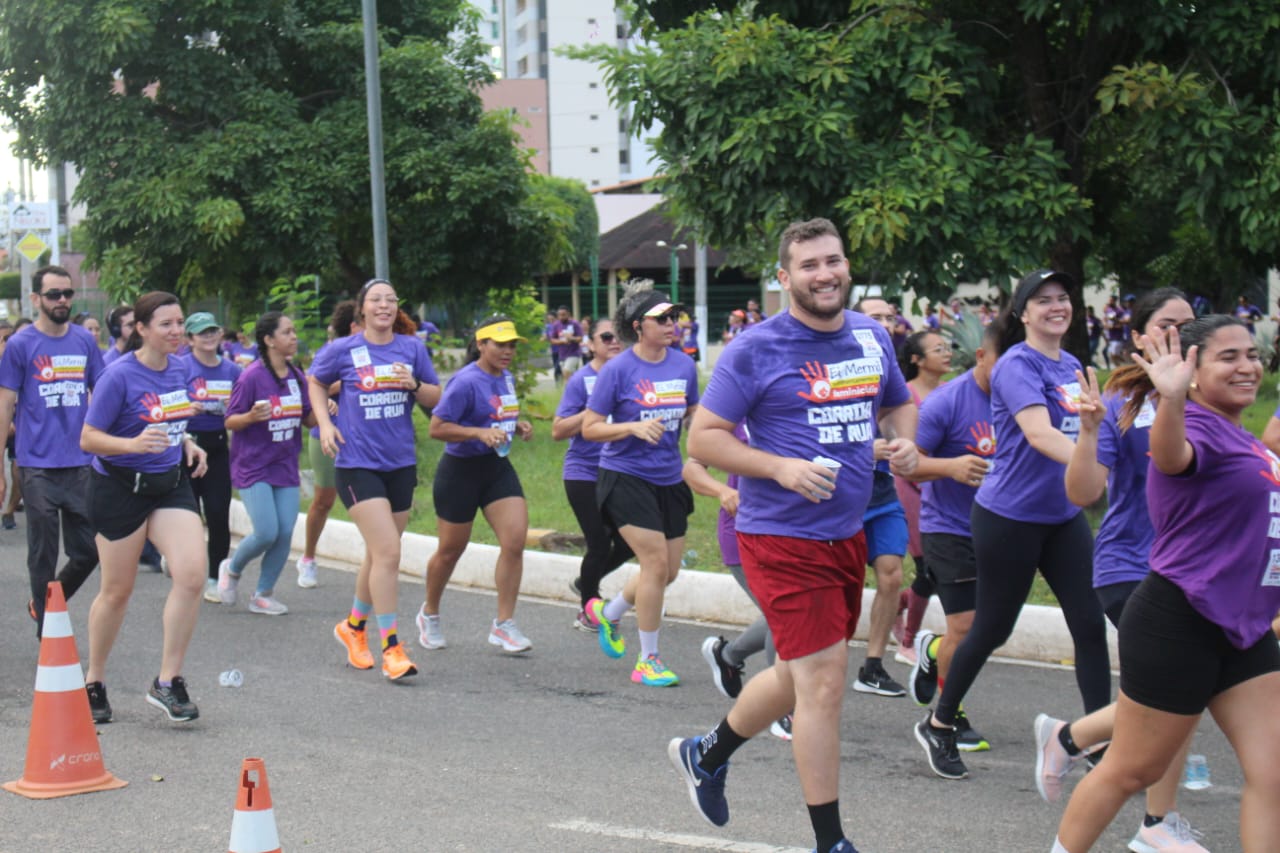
[632,653,679,687]
[586,597,625,659]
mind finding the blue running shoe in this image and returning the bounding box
[585,597,625,659]
[813,840,859,853]
[667,737,728,827]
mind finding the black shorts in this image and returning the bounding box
[920,532,977,615]
[89,467,200,542]
[1119,572,1280,715]
[432,453,523,524]
[597,469,693,540]
[1095,580,1142,629]
[335,465,417,513]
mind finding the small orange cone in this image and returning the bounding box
[3,581,127,799]
[228,757,281,853]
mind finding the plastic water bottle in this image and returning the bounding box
[495,435,511,458]
[1182,754,1211,790]
[219,669,243,688]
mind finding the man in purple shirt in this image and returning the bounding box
[0,265,105,633]
[102,305,135,366]
[550,305,584,382]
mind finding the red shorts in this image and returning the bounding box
[739,531,868,661]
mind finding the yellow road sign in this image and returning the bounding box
[15,231,48,263]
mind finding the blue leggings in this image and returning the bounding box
[231,482,300,596]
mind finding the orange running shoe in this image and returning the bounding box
[334,620,374,670]
[381,643,419,681]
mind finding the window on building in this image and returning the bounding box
[588,82,598,89]
[516,24,528,44]
[491,23,499,39]
[589,114,598,121]
[619,150,630,166]
[591,180,601,187]
[517,57,529,76]
[516,0,527,13]
[590,147,599,153]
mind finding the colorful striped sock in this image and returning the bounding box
[927,635,941,660]
[376,612,399,650]
[348,597,372,631]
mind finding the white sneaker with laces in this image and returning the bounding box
[249,595,288,615]
[416,606,446,650]
[1128,812,1208,853]
[296,556,318,589]
[489,618,533,653]
[217,558,239,605]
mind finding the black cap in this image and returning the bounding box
[1011,270,1075,318]
[627,290,676,324]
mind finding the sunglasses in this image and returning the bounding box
[596,332,617,343]
[41,288,75,302]
[647,312,677,324]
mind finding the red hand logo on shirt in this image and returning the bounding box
[140,392,166,423]
[355,365,377,390]
[965,421,996,456]
[32,355,55,382]
[269,395,283,418]
[190,377,209,399]
[796,361,833,403]
[488,394,505,421]
[1057,385,1081,413]
[633,379,661,407]
[1251,444,1280,487]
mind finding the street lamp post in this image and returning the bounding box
[656,240,688,303]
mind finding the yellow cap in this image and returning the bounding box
[477,320,526,343]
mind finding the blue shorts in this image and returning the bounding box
[862,499,908,562]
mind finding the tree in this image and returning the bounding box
[577,1,1280,333]
[0,0,549,313]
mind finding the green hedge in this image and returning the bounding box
[0,271,21,300]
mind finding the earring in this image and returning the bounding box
[1189,381,1198,389]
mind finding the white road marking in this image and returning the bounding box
[548,819,809,852]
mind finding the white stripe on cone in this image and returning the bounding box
[41,610,73,638]
[34,663,86,693]
[228,807,280,853]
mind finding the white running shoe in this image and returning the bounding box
[489,618,533,653]
[416,605,446,650]
[1128,812,1208,853]
[202,578,220,603]
[217,559,239,605]
[1034,713,1078,803]
[296,556,318,589]
[248,595,289,615]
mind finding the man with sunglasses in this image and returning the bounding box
[0,265,105,633]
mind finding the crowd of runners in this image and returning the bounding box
[4,220,1280,853]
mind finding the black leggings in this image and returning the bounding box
[935,503,1110,725]
[565,478,632,605]
[187,436,232,580]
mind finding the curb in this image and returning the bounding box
[229,500,1118,666]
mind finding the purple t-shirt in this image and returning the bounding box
[916,370,995,537]
[550,320,584,361]
[1148,402,1280,649]
[102,345,126,367]
[0,324,104,468]
[227,360,312,488]
[307,333,437,471]
[180,353,241,433]
[1092,392,1155,587]
[975,343,1083,524]
[555,363,602,481]
[587,347,699,486]
[700,310,909,542]
[433,361,520,458]
[224,341,258,369]
[85,353,193,474]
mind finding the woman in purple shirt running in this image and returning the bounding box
[1053,316,1280,853]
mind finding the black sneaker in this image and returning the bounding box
[769,713,793,741]
[908,630,938,705]
[954,708,990,752]
[853,662,906,697]
[700,636,744,699]
[914,713,968,779]
[86,681,112,724]
[146,676,199,722]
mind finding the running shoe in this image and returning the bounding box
[667,736,729,827]
[954,708,990,752]
[701,635,744,699]
[853,661,906,697]
[632,653,679,686]
[380,644,418,681]
[489,618,533,653]
[1128,812,1208,853]
[202,578,220,603]
[217,558,238,605]
[296,556,318,589]
[584,597,624,658]
[415,605,447,650]
[814,841,860,853]
[770,713,793,741]
[893,644,918,667]
[334,620,374,670]
[86,681,112,724]
[908,630,939,705]
[915,713,967,780]
[2,513,15,530]
[572,608,598,633]
[1034,713,1076,803]
[146,676,199,722]
[248,595,288,615]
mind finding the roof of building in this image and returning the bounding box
[597,205,731,270]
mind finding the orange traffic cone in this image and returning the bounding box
[3,581,127,799]
[228,757,281,853]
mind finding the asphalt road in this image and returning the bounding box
[0,524,1248,852]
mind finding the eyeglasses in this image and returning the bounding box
[597,332,617,342]
[41,289,75,302]
[926,345,950,355]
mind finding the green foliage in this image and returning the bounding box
[481,284,549,404]
[528,175,599,275]
[0,0,548,310]
[0,270,20,300]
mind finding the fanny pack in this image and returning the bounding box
[101,460,182,496]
